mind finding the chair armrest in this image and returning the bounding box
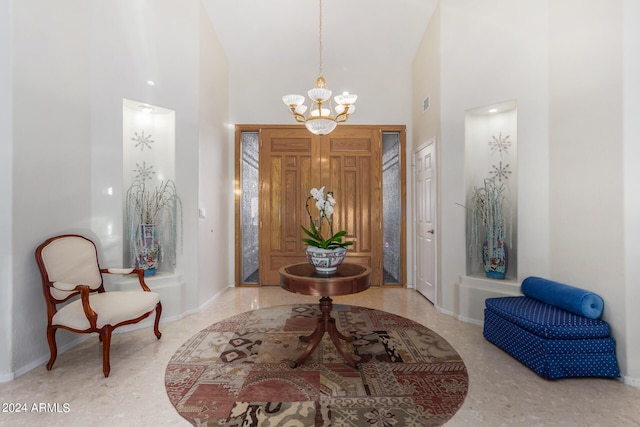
[76,285,98,329]
[103,268,135,275]
[52,281,82,291]
[51,282,97,327]
[101,268,151,292]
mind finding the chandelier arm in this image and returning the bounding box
[291,110,307,123]
[334,108,351,123]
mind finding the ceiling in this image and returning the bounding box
[201,0,438,70]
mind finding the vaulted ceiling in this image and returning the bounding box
[202,0,437,70]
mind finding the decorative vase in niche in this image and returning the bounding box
[136,224,160,276]
[305,246,347,274]
[482,239,508,279]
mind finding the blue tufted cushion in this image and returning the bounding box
[521,276,604,319]
[485,296,610,340]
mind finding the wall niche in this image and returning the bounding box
[122,98,177,274]
[465,100,518,281]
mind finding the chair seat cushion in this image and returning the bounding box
[485,296,611,340]
[52,291,160,330]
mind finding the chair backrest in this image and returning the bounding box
[36,235,104,302]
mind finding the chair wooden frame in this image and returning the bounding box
[35,234,162,377]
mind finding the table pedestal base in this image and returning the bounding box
[290,296,361,369]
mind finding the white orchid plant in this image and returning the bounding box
[301,187,353,249]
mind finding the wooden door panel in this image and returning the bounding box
[322,128,382,285]
[269,157,281,251]
[259,128,319,285]
[251,125,400,287]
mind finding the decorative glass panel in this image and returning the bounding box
[241,132,260,283]
[382,132,401,284]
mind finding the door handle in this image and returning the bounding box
[427,229,434,234]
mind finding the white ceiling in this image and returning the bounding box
[201,0,437,70]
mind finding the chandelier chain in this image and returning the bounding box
[281,0,357,135]
[319,0,323,76]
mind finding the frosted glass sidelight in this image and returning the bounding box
[382,132,401,284]
[240,132,260,283]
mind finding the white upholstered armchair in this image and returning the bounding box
[35,234,162,377]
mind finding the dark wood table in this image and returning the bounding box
[279,262,371,368]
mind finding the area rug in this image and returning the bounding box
[165,304,468,426]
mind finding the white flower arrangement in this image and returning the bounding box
[301,187,353,249]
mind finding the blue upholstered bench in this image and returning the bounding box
[483,277,620,379]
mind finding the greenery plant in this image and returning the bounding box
[301,187,353,249]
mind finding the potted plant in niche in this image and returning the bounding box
[470,177,511,279]
[301,187,353,274]
[125,179,181,276]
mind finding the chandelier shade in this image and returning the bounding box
[281,0,357,136]
[305,118,338,135]
[282,94,305,107]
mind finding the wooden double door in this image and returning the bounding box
[236,125,404,287]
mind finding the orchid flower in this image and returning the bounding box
[301,187,353,249]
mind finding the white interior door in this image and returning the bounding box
[414,140,436,303]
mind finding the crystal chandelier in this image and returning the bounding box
[282,0,357,136]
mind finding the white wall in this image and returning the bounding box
[5,0,231,379]
[228,62,412,128]
[412,4,441,304]
[12,0,92,373]
[197,2,233,305]
[437,0,549,312]
[0,0,14,380]
[89,1,202,315]
[548,0,627,374]
[623,0,640,382]
[89,0,233,315]
[415,0,636,381]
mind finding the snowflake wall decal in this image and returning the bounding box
[132,130,154,151]
[488,132,511,155]
[133,161,155,181]
[490,161,512,182]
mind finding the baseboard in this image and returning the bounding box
[0,372,14,383]
[199,284,235,312]
[456,314,484,327]
[435,305,455,318]
[622,375,640,389]
[3,282,234,383]
[7,334,92,382]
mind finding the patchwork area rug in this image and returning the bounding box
[165,304,468,426]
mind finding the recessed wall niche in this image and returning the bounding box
[465,101,518,280]
[122,98,177,274]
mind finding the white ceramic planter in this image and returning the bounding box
[305,246,347,274]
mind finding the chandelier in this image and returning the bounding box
[282,0,357,136]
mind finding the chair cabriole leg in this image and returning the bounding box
[101,325,113,377]
[46,326,58,371]
[154,303,162,339]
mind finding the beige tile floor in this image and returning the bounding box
[1,286,639,426]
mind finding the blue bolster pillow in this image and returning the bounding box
[521,276,604,319]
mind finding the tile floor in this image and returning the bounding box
[1,286,639,426]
